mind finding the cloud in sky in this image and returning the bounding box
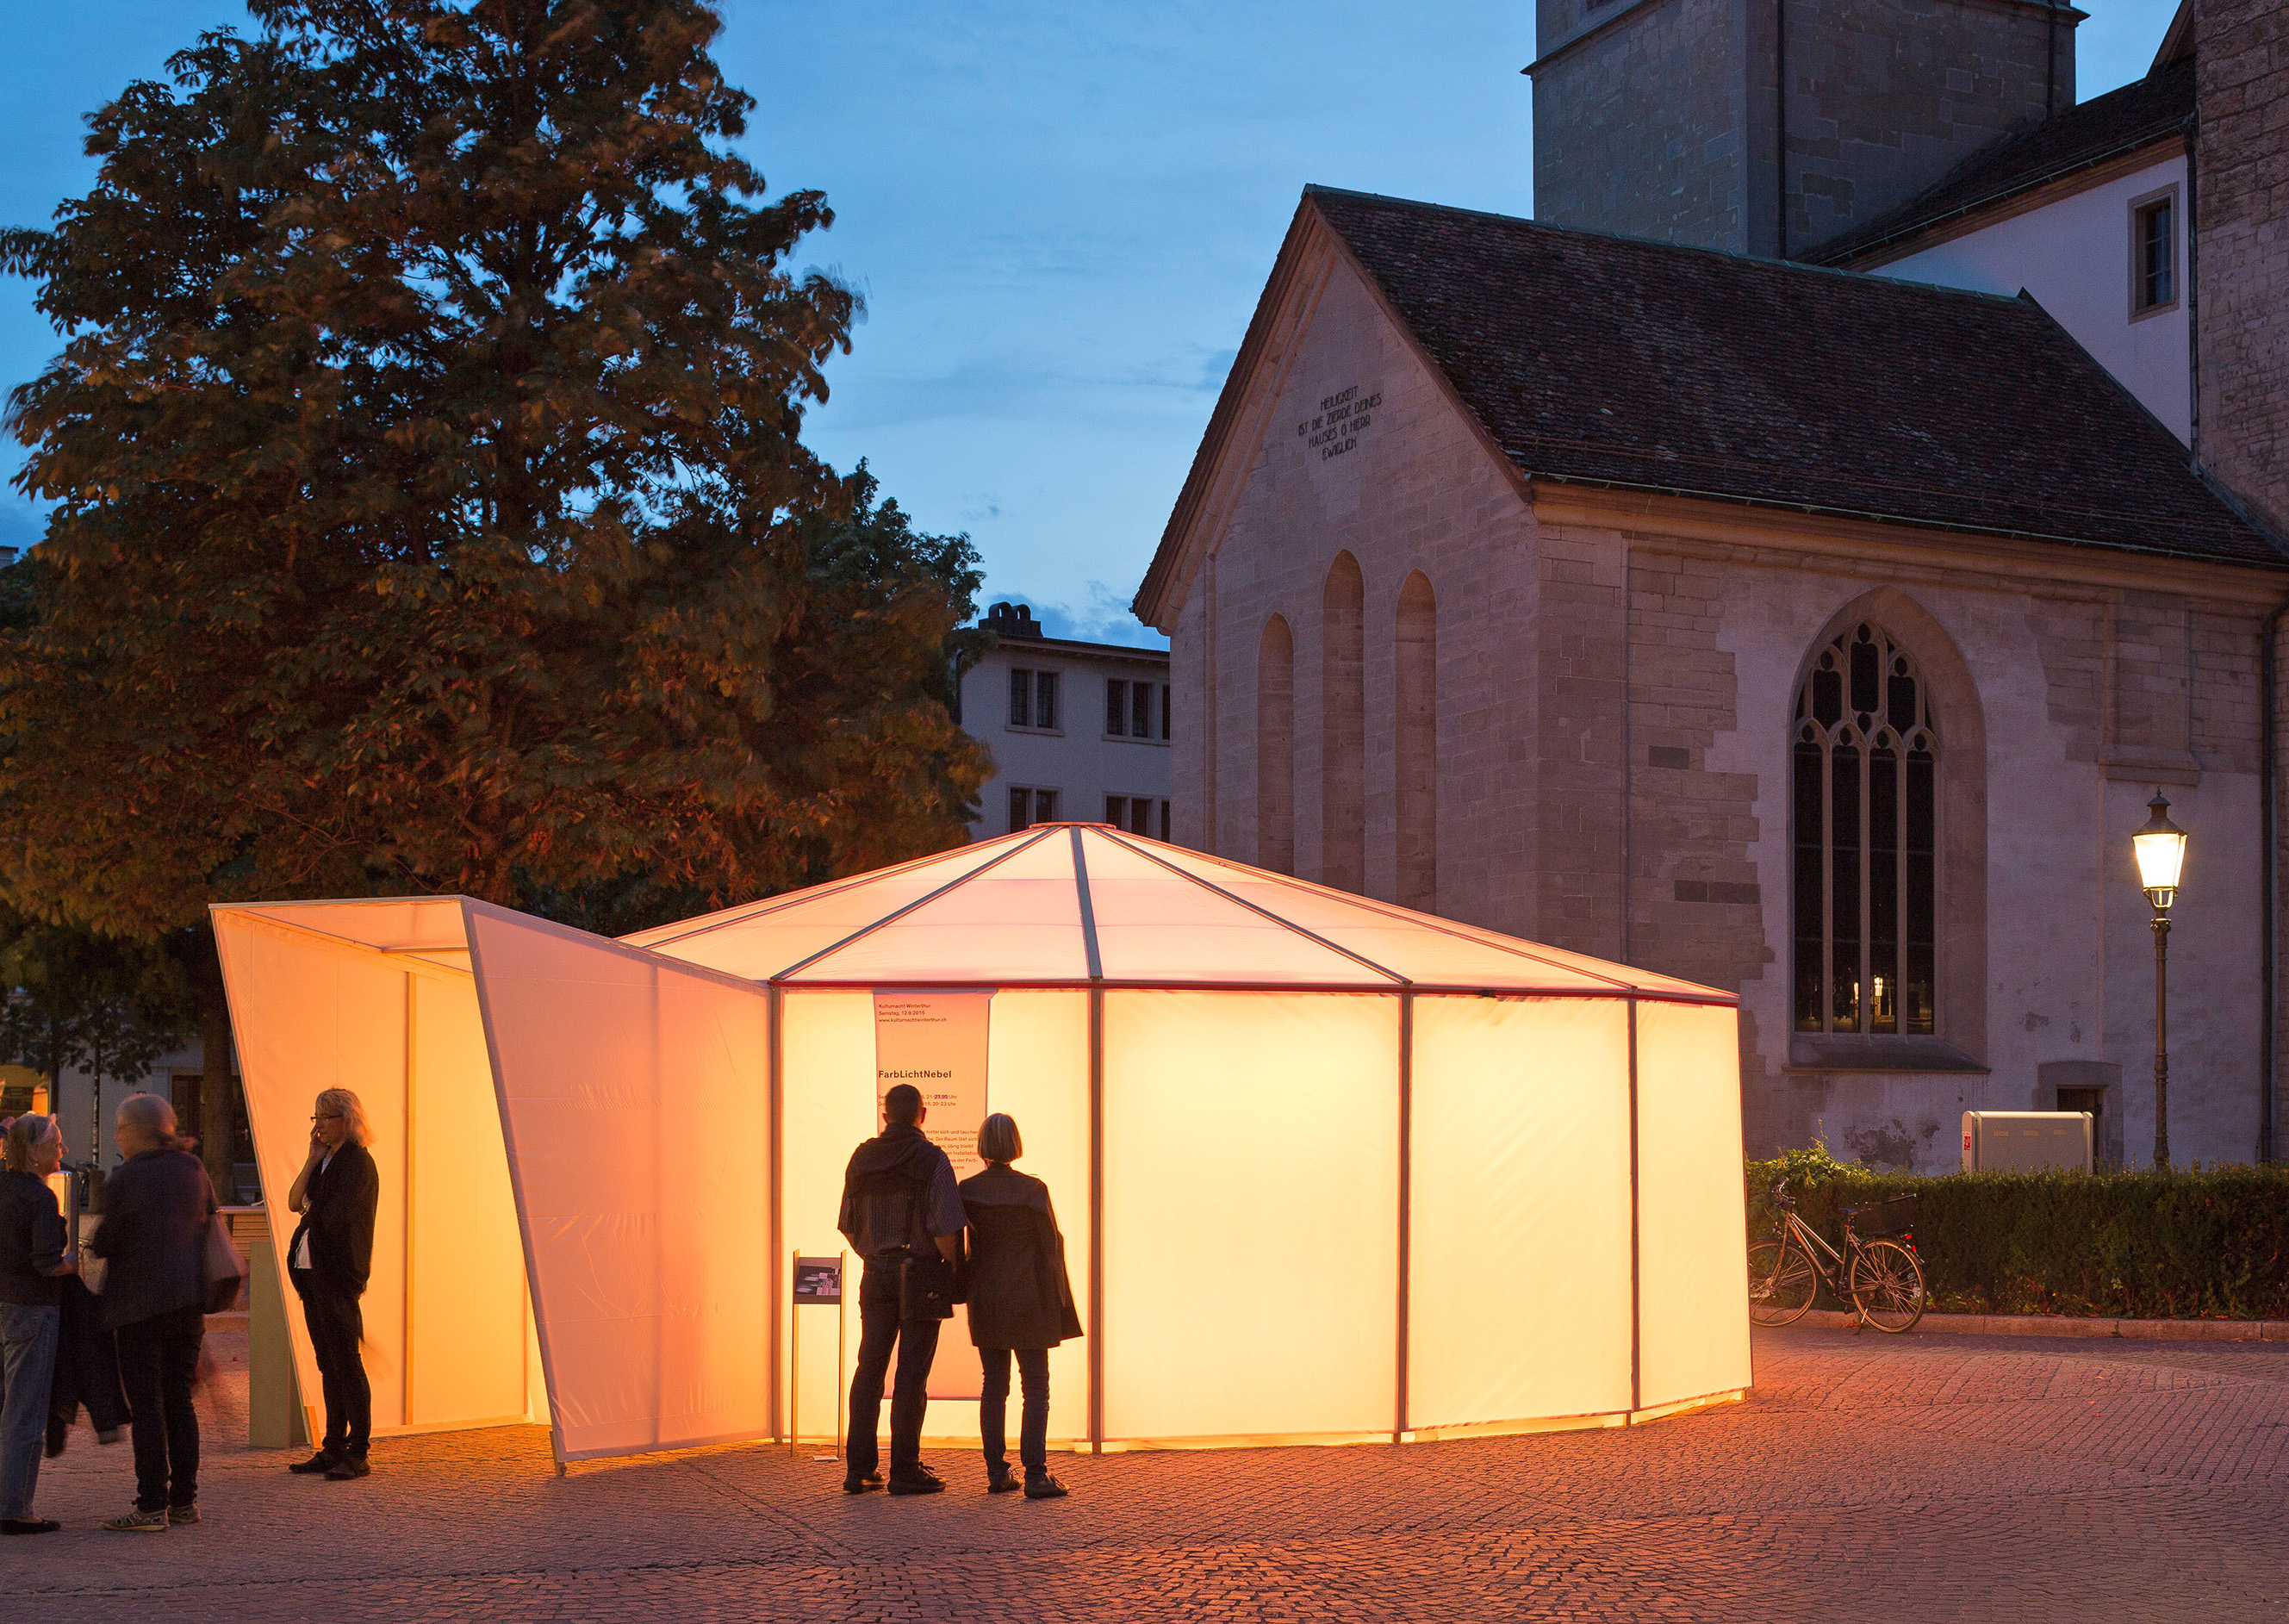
[1,2,2182,628]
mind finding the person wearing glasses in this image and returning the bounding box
[284,1089,379,1482]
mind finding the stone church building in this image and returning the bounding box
[1133,0,2289,1171]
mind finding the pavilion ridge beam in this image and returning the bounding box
[1154,844,1642,992]
[631,837,1017,952]
[1092,828,1408,985]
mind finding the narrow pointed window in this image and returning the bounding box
[1793,624,1938,1036]
[1321,554,1365,893]
[1257,615,1295,874]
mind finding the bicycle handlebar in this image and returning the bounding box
[1770,1178,1795,1210]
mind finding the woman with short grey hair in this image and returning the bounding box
[0,1114,76,1534]
[958,1112,1080,1498]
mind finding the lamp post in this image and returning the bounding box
[2132,790,2190,1169]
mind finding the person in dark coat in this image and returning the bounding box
[836,1083,966,1497]
[958,1113,1080,1499]
[285,1087,380,1482]
[89,1093,216,1533]
[0,1114,78,1534]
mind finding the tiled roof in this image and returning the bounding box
[1303,186,2275,568]
[1809,61,2194,267]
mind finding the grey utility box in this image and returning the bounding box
[1961,1111,2093,1173]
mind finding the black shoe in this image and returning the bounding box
[986,1463,1020,1494]
[1,1519,61,1536]
[887,1464,946,1496]
[1023,1472,1069,1499]
[324,1455,370,1480]
[840,1470,884,1495]
[289,1453,337,1475]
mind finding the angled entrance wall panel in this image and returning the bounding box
[465,905,774,1462]
[215,902,536,1440]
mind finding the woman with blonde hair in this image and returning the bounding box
[958,1112,1080,1499]
[285,1087,379,1481]
[0,1114,76,1534]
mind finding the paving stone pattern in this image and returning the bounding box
[10,1324,2288,1621]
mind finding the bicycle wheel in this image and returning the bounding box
[1849,1239,1926,1333]
[1748,1239,1818,1326]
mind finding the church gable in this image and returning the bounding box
[1135,197,1527,637]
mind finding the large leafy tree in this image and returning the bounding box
[0,0,988,949]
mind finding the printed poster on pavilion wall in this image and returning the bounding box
[874,989,992,1400]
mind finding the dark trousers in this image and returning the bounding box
[114,1304,202,1512]
[980,1347,1050,1474]
[294,1272,370,1459]
[846,1255,942,1478]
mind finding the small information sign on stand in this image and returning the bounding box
[790,1252,848,1461]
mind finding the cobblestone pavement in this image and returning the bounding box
[8,1323,2286,1621]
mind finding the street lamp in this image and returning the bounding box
[2132,790,2190,1168]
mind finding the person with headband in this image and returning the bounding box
[0,1114,77,1534]
[958,1112,1079,1500]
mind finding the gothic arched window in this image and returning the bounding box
[1792,623,1938,1036]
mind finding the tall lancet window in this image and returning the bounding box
[1792,624,1937,1036]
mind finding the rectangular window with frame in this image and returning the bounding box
[2130,189,2177,316]
[1161,684,1171,741]
[1104,795,1165,837]
[1106,679,1128,737]
[1131,681,1151,740]
[1009,669,1030,728]
[1011,786,1060,831]
[1033,671,1059,730]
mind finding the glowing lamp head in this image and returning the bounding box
[2132,790,2189,911]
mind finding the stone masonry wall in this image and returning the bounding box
[1626,552,1770,993]
[1533,0,1752,251]
[1779,0,2067,256]
[1177,255,1540,937]
[2196,0,2289,538]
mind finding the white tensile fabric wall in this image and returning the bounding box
[215,826,1749,1468]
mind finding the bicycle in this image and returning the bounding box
[1748,1180,1926,1333]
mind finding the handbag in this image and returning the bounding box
[200,1215,246,1314]
[899,1251,958,1321]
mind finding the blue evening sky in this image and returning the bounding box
[0,2,2180,646]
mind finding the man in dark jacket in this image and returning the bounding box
[89,1094,215,1534]
[837,1084,965,1496]
[285,1087,380,1481]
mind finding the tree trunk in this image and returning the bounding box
[200,982,238,1204]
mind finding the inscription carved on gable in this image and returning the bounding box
[1296,383,1380,462]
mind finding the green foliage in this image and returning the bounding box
[1747,1143,2289,1320]
[0,0,989,938]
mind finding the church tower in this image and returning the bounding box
[1528,0,2080,258]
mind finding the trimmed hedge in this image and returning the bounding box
[1746,1142,2289,1321]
